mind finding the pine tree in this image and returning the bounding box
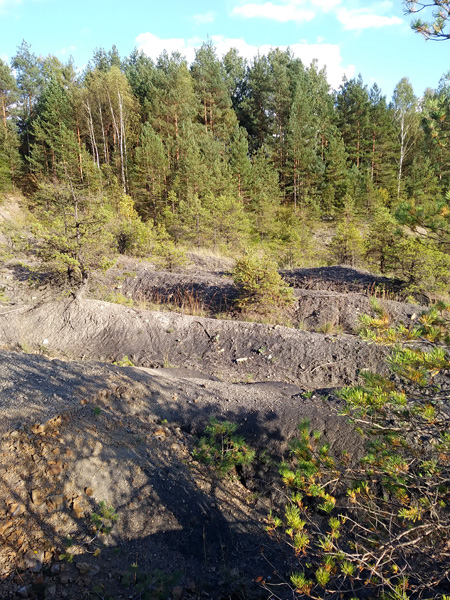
[123,49,156,121]
[250,147,281,241]
[0,59,21,190]
[30,76,78,181]
[368,84,397,192]
[420,79,450,189]
[150,52,197,179]
[336,75,371,171]
[328,196,364,266]
[241,53,271,153]
[322,131,349,212]
[11,40,43,159]
[133,122,168,219]
[266,48,295,187]
[222,48,247,118]
[229,126,252,200]
[365,205,402,273]
[191,41,237,143]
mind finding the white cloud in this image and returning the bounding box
[230,0,401,29]
[136,32,354,89]
[192,11,216,25]
[309,0,341,9]
[58,45,76,57]
[232,2,315,23]
[277,0,341,7]
[0,0,21,14]
[135,33,198,63]
[336,7,403,30]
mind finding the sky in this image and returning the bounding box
[0,0,448,100]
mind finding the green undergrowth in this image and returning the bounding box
[193,418,255,477]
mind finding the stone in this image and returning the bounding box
[0,520,13,536]
[16,584,31,598]
[76,562,100,576]
[172,586,183,600]
[23,550,44,572]
[46,495,64,511]
[45,585,57,598]
[32,424,46,435]
[153,428,166,440]
[31,489,45,506]
[9,503,26,517]
[48,463,62,476]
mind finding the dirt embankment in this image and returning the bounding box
[0,349,360,599]
[0,297,389,388]
[0,258,432,599]
[93,262,423,336]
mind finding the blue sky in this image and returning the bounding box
[0,0,447,99]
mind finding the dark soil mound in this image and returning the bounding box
[106,265,425,335]
[0,297,388,388]
[121,268,236,312]
[0,350,360,599]
[282,265,407,295]
[293,288,422,333]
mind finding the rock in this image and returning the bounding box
[32,424,46,435]
[16,584,31,598]
[50,563,60,574]
[45,585,57,598]
[76,562,100,576]
[153,428,166,440]
[23,550,44,572]
[85,487,94,497]
[72,496,85,518]
[9,502,26,516]
[47,463,61,476]
[0,519,13,535]
[46,495,64,511]
[172,586,183,600]
[31,489,45,506]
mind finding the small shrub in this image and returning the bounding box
[120,564,181,600]
[114,355,135,367]
[153,239,188,272]
[232,254,294,315]
[316,321,344,335]
[90,501,118,535]
[105,291,134,306]
[193,418,255,477]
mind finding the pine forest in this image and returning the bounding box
[2,39,450,291]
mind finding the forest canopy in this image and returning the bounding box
[2,39,450,288]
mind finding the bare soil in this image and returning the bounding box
[0,255,432,599]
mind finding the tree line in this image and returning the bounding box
[1,40,450,287]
